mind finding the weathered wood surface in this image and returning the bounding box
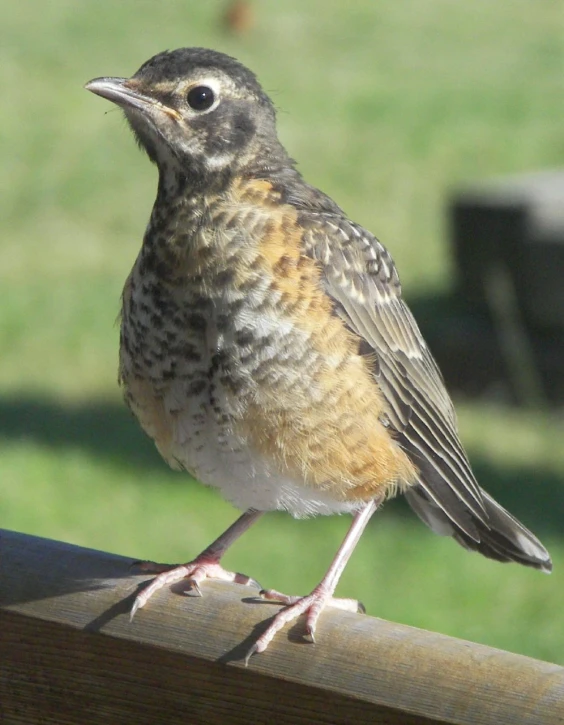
[0,529,562,725]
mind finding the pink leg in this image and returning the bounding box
[246,499,380,663]
[131,508,263,619]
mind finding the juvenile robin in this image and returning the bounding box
[85,48,552,659]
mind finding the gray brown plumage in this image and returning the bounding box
[85,48,551,659]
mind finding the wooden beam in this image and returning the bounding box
[0,529,562,724]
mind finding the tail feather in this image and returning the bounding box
[404,486,552,573]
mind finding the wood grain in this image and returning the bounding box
[0,529,562,724]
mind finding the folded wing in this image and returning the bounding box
[302,213,551,572]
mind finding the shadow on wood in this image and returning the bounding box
[0,529,562,725]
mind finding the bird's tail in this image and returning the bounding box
[404,485,552,573]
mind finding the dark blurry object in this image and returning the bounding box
[425,171,564,406]
[452,170,564,333]
[222,0,254,35]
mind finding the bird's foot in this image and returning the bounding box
[245,586,364,664]
[130,556,261,620]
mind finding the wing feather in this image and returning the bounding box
[303,217,488,538]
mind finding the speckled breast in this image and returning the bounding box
[117,178,415,516]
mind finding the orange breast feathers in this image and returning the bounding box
[233,180,418,502]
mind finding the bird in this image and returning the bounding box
[85,48,552,660]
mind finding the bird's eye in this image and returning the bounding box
[186,86,216,111]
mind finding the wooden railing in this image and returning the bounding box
[1,529,562,724]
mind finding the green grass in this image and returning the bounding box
[1,0,563,664]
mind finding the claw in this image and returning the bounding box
[245,576,263,590]
[304,625,316,644]
[244,643,259,667]
[188,579,203,597]
[130,598,140,621]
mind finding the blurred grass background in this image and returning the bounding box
[2,0,563,664]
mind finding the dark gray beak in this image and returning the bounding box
[84,77,181,120]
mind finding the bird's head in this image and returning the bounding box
[85,48,287,183]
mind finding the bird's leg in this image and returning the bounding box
[131,508,263,618]
[247,498,380,661]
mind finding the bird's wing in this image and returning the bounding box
[302,214,488,540]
